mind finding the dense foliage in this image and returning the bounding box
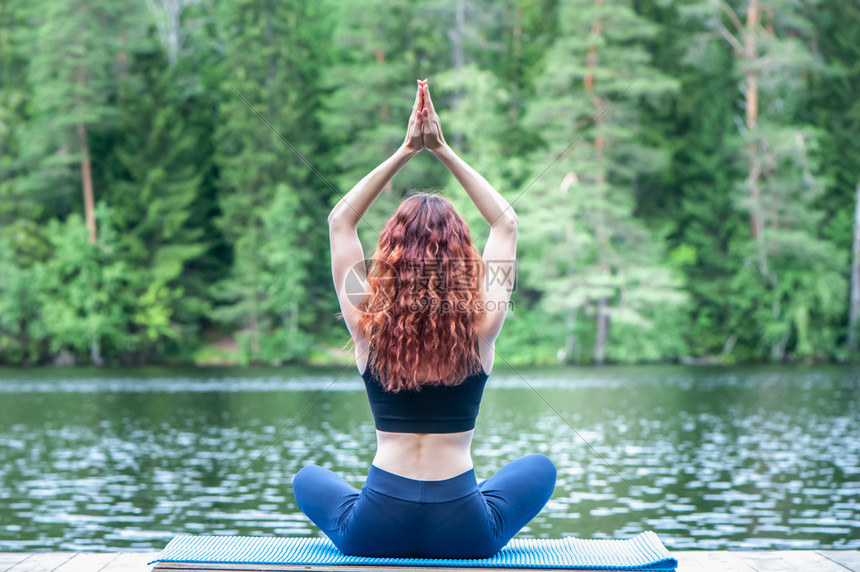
[0,0,858,366]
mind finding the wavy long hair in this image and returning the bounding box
[356,193,486,392]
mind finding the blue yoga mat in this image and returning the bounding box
[148,532,678,570]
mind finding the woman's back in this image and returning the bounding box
[359,335,491,480]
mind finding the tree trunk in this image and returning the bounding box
[594,296,609,365]
[449,0,465,148]
[565,309,578,364]
[144,0,186,66]
[289,299,299,355]
[77,67,97,244]
[374,47,388,124]
[249,288,261,362]
[90,338,104,366]
[745,0,764,257]
[743,0,784,359]
[19,316,30,367]
[584,0,603,93]
[508,0,521,123]
[849,182,860,351]
[265,0,275,117]
[584,0,609,365]
[168,0,180,66]
[561,172,578,364]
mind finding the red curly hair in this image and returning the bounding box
[355,193,487,392]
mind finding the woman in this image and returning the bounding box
[292,78,556,559]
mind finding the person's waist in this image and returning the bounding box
[376,428,475,442]
[364,463,478,502]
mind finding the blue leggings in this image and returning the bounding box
[292,454,557,559]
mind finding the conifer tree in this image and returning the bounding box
[103,28,216,359]
[212,0,324,363]
[519,0,686,364]
[683,0,846,360]
[317,0,430,204]
[0,0,32,221]
[808,0,860,354]
[635,0,747,360]
[16,0,137,242]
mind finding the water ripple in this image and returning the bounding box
[0,364,857,550]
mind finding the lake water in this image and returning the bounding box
[0,364,858,552]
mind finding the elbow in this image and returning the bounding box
[328,207,355,230]
[327,206,343,227]
[493,212,518,233]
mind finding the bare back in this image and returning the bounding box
[354,318,498,481]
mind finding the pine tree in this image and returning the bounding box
[683,0,846,360]
[212,0,326,363]
[317,0,429,206]
[518,0,687,364]
[636,0,748,360]
[16,0,138,242]
[808,0,860,355]
[0,0,33,222]
[101,27,217,360]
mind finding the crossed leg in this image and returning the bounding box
[293,454,557,558]
[478,453,557,547]
[292,464,360,536]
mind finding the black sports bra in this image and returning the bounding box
[360,347,489,434]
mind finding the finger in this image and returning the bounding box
[413,84,422,112]
[423,83,437,115]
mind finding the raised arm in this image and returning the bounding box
[328,81,426,229]
[329,82,426,341]
[419,80,517,349]
[429,146,518,229]
[418,80,518,229]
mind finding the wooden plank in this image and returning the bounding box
[674,550,859,571]
[54,553,121,572]
[107,553,161,572]
[817,551,860,571]
[739,550,852,571]
[673,550,757,571]
[1,551,853,572]
[673,550,729,572]
[7,553,76,572]
[0,555,31,572]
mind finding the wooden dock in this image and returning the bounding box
[1,551,858,571]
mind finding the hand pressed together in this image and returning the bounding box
[418,79,447,152]
[402,80,427,154]
[402,79,448,155]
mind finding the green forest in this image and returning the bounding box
[1,0,858,367]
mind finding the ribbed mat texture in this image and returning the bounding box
[148,532,678,570]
